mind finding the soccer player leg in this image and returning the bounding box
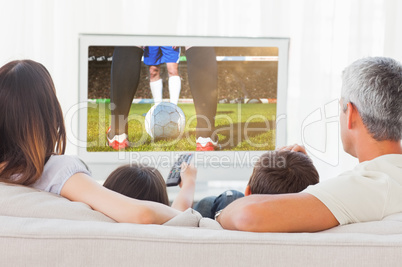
[160,46,181,105]
[167,63,181,105]
[144,46,164,105]
[149,65,163,105]
[109,46,143,149]
[185,47,219,150]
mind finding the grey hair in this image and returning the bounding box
[341,57,402,141]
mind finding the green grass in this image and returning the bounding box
[87,103,276,152]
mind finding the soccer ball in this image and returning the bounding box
[144,102,186,140]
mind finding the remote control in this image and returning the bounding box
[166,153,193,187]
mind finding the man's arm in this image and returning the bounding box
[216,193,339,232]
[61,173,180,224]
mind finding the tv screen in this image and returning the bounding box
[77,35,289,198]
[87,46,278,152]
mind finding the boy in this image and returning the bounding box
[194,150,319,219]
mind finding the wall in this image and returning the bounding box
[1,0,401,181]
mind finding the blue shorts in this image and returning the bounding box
[143,46,180,66]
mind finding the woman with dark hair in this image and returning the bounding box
[0,59,181,224]
[104,163,196,211]
[0,60,66,185]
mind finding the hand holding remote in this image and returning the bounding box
[178,162,197,188]
[166,153,193,187]
[170,157,197,211]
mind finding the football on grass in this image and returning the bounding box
[145,102,186,140]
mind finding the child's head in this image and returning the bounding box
[246,150,319,195]
[0,60,66,185]
[104,163,170,206]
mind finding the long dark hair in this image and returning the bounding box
[0,60,66,185]
[104,163,170,206]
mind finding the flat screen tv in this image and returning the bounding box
[77,34,289,199]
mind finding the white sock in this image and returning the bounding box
[150,79,163,105]
[168,76,181,105]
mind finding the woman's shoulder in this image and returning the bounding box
[31,155,91,194]
[44,155,91,181]
[46,154,88,168]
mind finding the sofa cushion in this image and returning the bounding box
[321,212,402,234]
[1,215,402,266]
[0,182,115,222]
[0,182,204,227]
[163,208,202,227]
[199,217,224,229]
[3,181,402,233]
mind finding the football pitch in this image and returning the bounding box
[87,103,276,152]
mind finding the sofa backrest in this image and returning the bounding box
[0,182,220,228]
[2,181,402,233]
[0,182,116,222]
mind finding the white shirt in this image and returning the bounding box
[30,155,91,195]
[303,154,402,225]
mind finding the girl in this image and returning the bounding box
[104,163,196,212]
[0,59,181,224]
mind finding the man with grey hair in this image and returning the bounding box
[216,57,402,232]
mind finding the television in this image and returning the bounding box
[77,34,289,200]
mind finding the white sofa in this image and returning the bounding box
[1,182,402,266]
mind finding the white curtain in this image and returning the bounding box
[1,0,401,179]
